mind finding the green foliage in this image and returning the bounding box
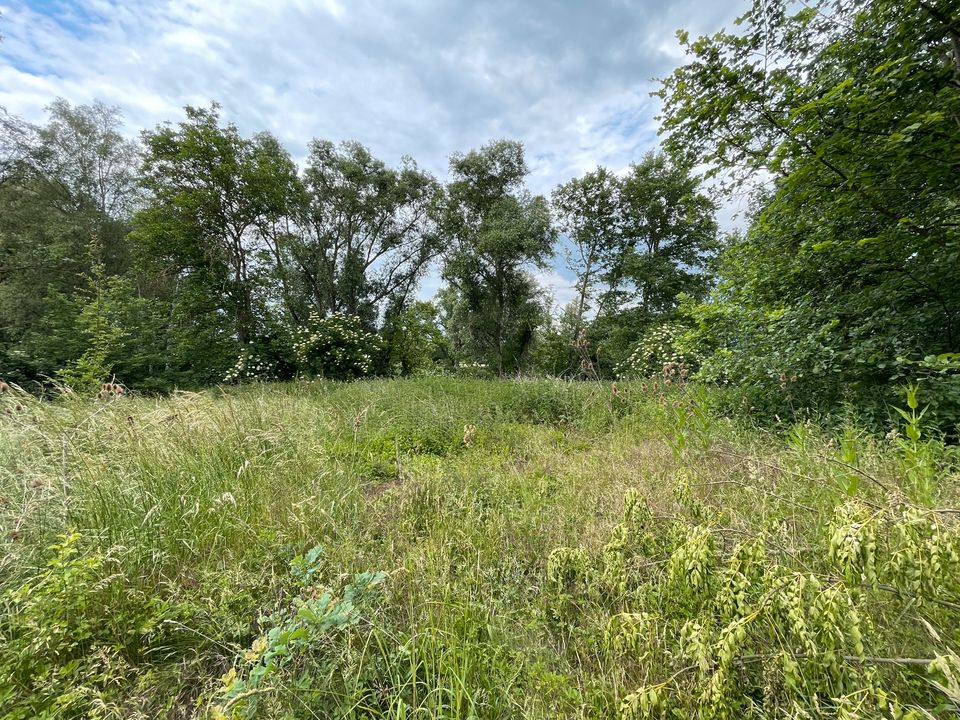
[552,167,622,350]
[441,140,556,375]
[0,533,169,719]
[55,241,129,394]
[615,321,694,379]
[293,311,381,380]
[132,103,300,385]
[2,379,959,717]
[553,154,719,379]
[659,0,960,427]
[381,301,450,376]
[212,547,387,719]
[223,347,281,384]
[547,478,960,719]
[294,140,443,324]
[611,153,719,318]
[0,100,138,388]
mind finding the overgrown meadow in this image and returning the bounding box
[2,378,958,719]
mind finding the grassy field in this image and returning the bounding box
[1,378,958,719]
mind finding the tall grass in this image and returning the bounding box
[0,378,957,718]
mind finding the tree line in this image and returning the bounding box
[0,101,717,389]
[1,0,958,428]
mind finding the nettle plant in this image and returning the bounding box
[616,322,695,380]
[292,311,381,381]
[545,478,960,719]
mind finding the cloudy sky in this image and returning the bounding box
[0,0,744,305]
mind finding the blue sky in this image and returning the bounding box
[0,0,746,306]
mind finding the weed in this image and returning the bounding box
[0,378,957,718]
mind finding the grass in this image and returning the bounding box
[0,377,958,718]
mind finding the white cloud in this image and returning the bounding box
[532,268,578,313]
[0,0,745,301]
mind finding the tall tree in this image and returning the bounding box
[551,166,622,341]
[34,99,141,223]
[613,152,719,317]
[293,140,442,325]
[0,100,140,384]
[659,0,960,415]
[551,156,717,375]
[133,104,299,382]
[442,140,555,375]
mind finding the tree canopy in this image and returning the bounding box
[2,0,957,430]
[657,0,960,420]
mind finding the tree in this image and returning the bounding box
[441,140,556,375]
[380,300,449,376]
[292,140,443,326]
[35,99,141,223]
[551,155,718,376]
[0,100,140,386]
[658,0,960,420]
[133,104,299,383]
[531,301,587,378]
[614,152,718,317]
[552,167,622,372]
[0,109,35,188]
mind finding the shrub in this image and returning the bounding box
[211,545,387,719]
[292,311,382,381]
[616,322,694,380]
[223,347,280,383]
[381,301,450,376]
[545,479,960,719]
[0,533,170,719]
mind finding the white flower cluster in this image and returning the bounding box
[223,349,278,383]
[293,311,377,378]
[454,360,492,378]
[616,323,689,380]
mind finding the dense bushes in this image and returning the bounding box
[0,534,172,718]
[292,312,382,381]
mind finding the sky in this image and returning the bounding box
[0,0,746,307]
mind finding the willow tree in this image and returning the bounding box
[442,140,555,375]
[292,140,443,326]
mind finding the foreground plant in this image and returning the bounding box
[211,546,387,719]
[547,479,960,718]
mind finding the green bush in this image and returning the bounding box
[501,380,584,425]
[615,322,695,379]
[0,533,170,719]
[293,312,382,381]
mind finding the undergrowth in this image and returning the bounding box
[0,377,957,718]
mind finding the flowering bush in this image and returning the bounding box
[223,348,280,383]
[454,360,493,379]
[293,312,381,381]
[615,322,695,379]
